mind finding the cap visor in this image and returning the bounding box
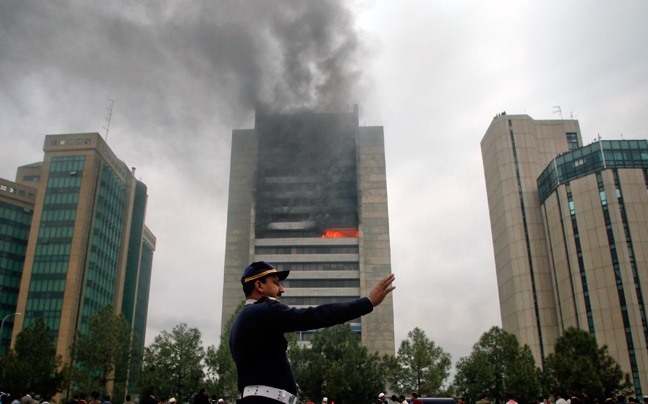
[277,270,290,281]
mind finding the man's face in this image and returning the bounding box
[259,274,285,299]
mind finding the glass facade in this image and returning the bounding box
[25,155,84,334]
[79,164,126,334]
[538,140,648,203]
[134,240,153,346]
[0,201,32,353]
[122,181,147,337]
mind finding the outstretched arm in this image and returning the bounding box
[368,273,396,306]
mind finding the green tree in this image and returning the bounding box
[543,327,631,402]
[137,323,205,403]
[453,326,542,404]
[0,318,64,398]
[70,305,139,400]
[292,324,387,404]
[205,301,245,402]
[390,327,452,396]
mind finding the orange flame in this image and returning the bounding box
[317,228,359,238]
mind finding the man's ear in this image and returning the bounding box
[254,279,264,293]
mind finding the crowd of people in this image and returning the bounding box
[0,389,229,404]
[0,391,114,404]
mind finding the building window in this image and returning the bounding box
[566,132,579,151]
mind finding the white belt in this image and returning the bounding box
[243,385,298,404]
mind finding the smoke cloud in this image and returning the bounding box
[0,0,366,133]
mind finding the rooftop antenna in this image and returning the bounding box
[103,98,115,142]
[553,106,563,119]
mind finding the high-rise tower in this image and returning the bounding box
[482,114,648,393]
[221,107,395,355]
[7,132,155,362]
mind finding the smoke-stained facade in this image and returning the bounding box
[221,106,395,355]
[482,114,648,394]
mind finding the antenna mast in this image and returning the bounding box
[104,98,114,141]
[553,106,563,119]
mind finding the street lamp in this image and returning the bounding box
[0,312,22,349]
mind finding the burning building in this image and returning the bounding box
[221,106,395,355]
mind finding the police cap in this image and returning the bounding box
[241,261,290,284]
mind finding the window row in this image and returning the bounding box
[281,296,360,306]
[0,206,32,225]
[274,262,359,271]
[0,290,19,305]
[39,225,74,239]
[26,297,64,312]
[255,246,359,255]
[32,261,68,274]
[0,275,21,290]
[47,175,82,189]
[281,279,360,288]
[0,258,24,273]
[44,192,79,205]
[29,279,66,293]
[41,209,77,222]
[35,243,71,257]
[1,224,30,240]
[0,241,26,256]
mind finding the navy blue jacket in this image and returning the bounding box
[229,296,374,397]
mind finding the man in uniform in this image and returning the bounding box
[230,261,396,404]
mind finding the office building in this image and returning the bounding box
[482,114,648,393]
[221,106,395,355]
[5,132,155,362]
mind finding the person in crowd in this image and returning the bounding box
[557,394,570,404]
[411,393,423,404]
[506,395,518,404]
[89,392,101,404]
[123,396,134,404]
[20,392,35,404]
[194,389,209,404]
[476,395,489,404]
[139,392,157,404]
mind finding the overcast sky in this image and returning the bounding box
[1,0,647,378]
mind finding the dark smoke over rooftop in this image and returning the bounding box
[0,0,367,136]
